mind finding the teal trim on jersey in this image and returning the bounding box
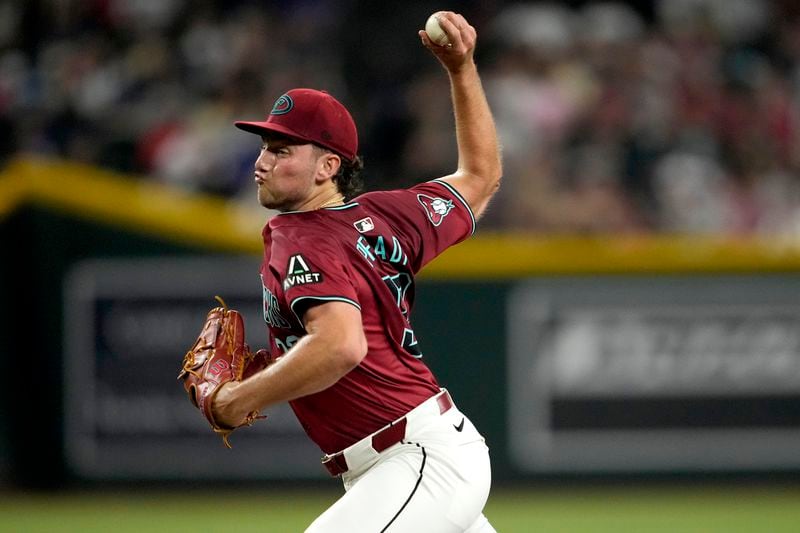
[289,295,361,324]
[430,179,477,235]
[276,203,359,216]
[324,203,359,211]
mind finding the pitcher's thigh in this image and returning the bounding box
[307,441,491,533]
[388,440,492,532]
[306,444,432,533]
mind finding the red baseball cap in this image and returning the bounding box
[235,88,358,161]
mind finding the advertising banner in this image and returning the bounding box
[64,257,324,480]
[508,276,800,472]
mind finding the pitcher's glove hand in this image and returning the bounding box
[178,296,271,448]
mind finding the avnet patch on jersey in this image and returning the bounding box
[283,254,323,291]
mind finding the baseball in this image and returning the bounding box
[425,13,450,46]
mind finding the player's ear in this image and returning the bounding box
[317,150,342,182]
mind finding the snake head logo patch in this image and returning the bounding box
[417,194,454,226]
[271,94,294,115]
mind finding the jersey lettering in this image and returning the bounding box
[390,236,406,264]
[402,328,422,358]
[382,272,413,317]
[374,236,387,260]
[356,236,376,264]
[261,276,290,328]
[355,234,407,267]
[356,230,419,357]
[382,273,421,357]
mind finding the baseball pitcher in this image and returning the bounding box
[179,11,501,532]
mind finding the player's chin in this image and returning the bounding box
[257,192,274,209]
[258,198,276,210]
[258,192,287,211]
[256,186,273,206]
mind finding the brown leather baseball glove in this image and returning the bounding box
[178,296,271,448]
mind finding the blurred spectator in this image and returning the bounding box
[2,0,800,237]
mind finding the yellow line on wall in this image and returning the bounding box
[0,164,28,219]
[424,233,800,279]
[2,156,800,277]
[4,157,265,254]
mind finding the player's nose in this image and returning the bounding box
[254,149,275,173]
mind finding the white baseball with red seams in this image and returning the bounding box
[425,13,451,46]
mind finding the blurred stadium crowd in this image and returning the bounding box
[2,0,800,235]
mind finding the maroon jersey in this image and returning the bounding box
[259,179,476,453]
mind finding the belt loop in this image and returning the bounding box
[371,417,407,453]
[437,390,453,414]
[322,453,348,477]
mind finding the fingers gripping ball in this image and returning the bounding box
[425,13,450,46]
[178,296,271,447]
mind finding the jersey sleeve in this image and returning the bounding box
[271,227,360,325]
[366,179,476,272]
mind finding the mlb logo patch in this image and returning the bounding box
[354,217,375,233]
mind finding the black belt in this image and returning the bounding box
[322,392,454,477]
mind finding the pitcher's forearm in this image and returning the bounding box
[449,63,501,182]
[213,302,367,427]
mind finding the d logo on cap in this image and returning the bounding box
[271,94,294,115]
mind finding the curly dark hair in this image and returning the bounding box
[314,144,364,200]
[334,155,365,200]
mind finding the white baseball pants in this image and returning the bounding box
[306,390,496,532]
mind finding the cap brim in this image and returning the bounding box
[234,121,311,144]
[234,120,354,161]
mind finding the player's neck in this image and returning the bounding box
[315,193,345,210]
[284,189,345,212]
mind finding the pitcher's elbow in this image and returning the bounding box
[333,334,368,372]
[480,165,503,196]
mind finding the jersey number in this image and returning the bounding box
[382,273,422,358]
[275,334,299,354]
